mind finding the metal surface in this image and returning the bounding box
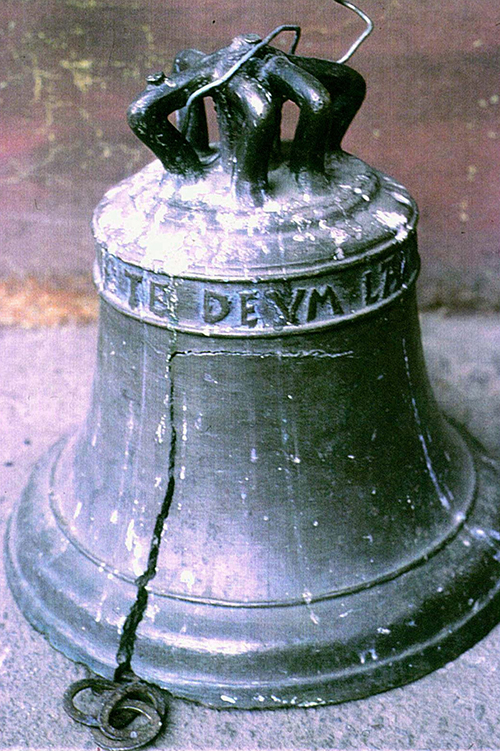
[331,1,374,64]
[126,28,366,202]
[6,15,500,712]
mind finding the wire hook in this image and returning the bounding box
[333,0,373,64]
[185,25,301,109]
[184,1,372,109]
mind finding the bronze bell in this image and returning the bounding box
[6,13,500,711]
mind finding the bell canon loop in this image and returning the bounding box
[6,15,500,710]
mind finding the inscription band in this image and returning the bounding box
[94,235,419,337]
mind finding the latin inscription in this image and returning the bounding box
[124,269,143,309]
[202,285,348,328]
[96,238,418,335]
[265,289,306,325]
[200,252,408,328]
[149,280,171,317]
[203,291,232,324]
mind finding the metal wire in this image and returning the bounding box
[333,0,373,64]
[184,1,372,108]
[185,25,301,109]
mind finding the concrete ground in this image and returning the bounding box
[1,314,500,750]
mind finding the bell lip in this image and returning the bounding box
[137,586,500,710]
[6,425,500,709]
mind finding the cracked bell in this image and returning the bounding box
[7,20,500,710]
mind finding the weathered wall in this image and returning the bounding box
[0,0,498,324]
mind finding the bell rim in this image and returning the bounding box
[5,425,500,709]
